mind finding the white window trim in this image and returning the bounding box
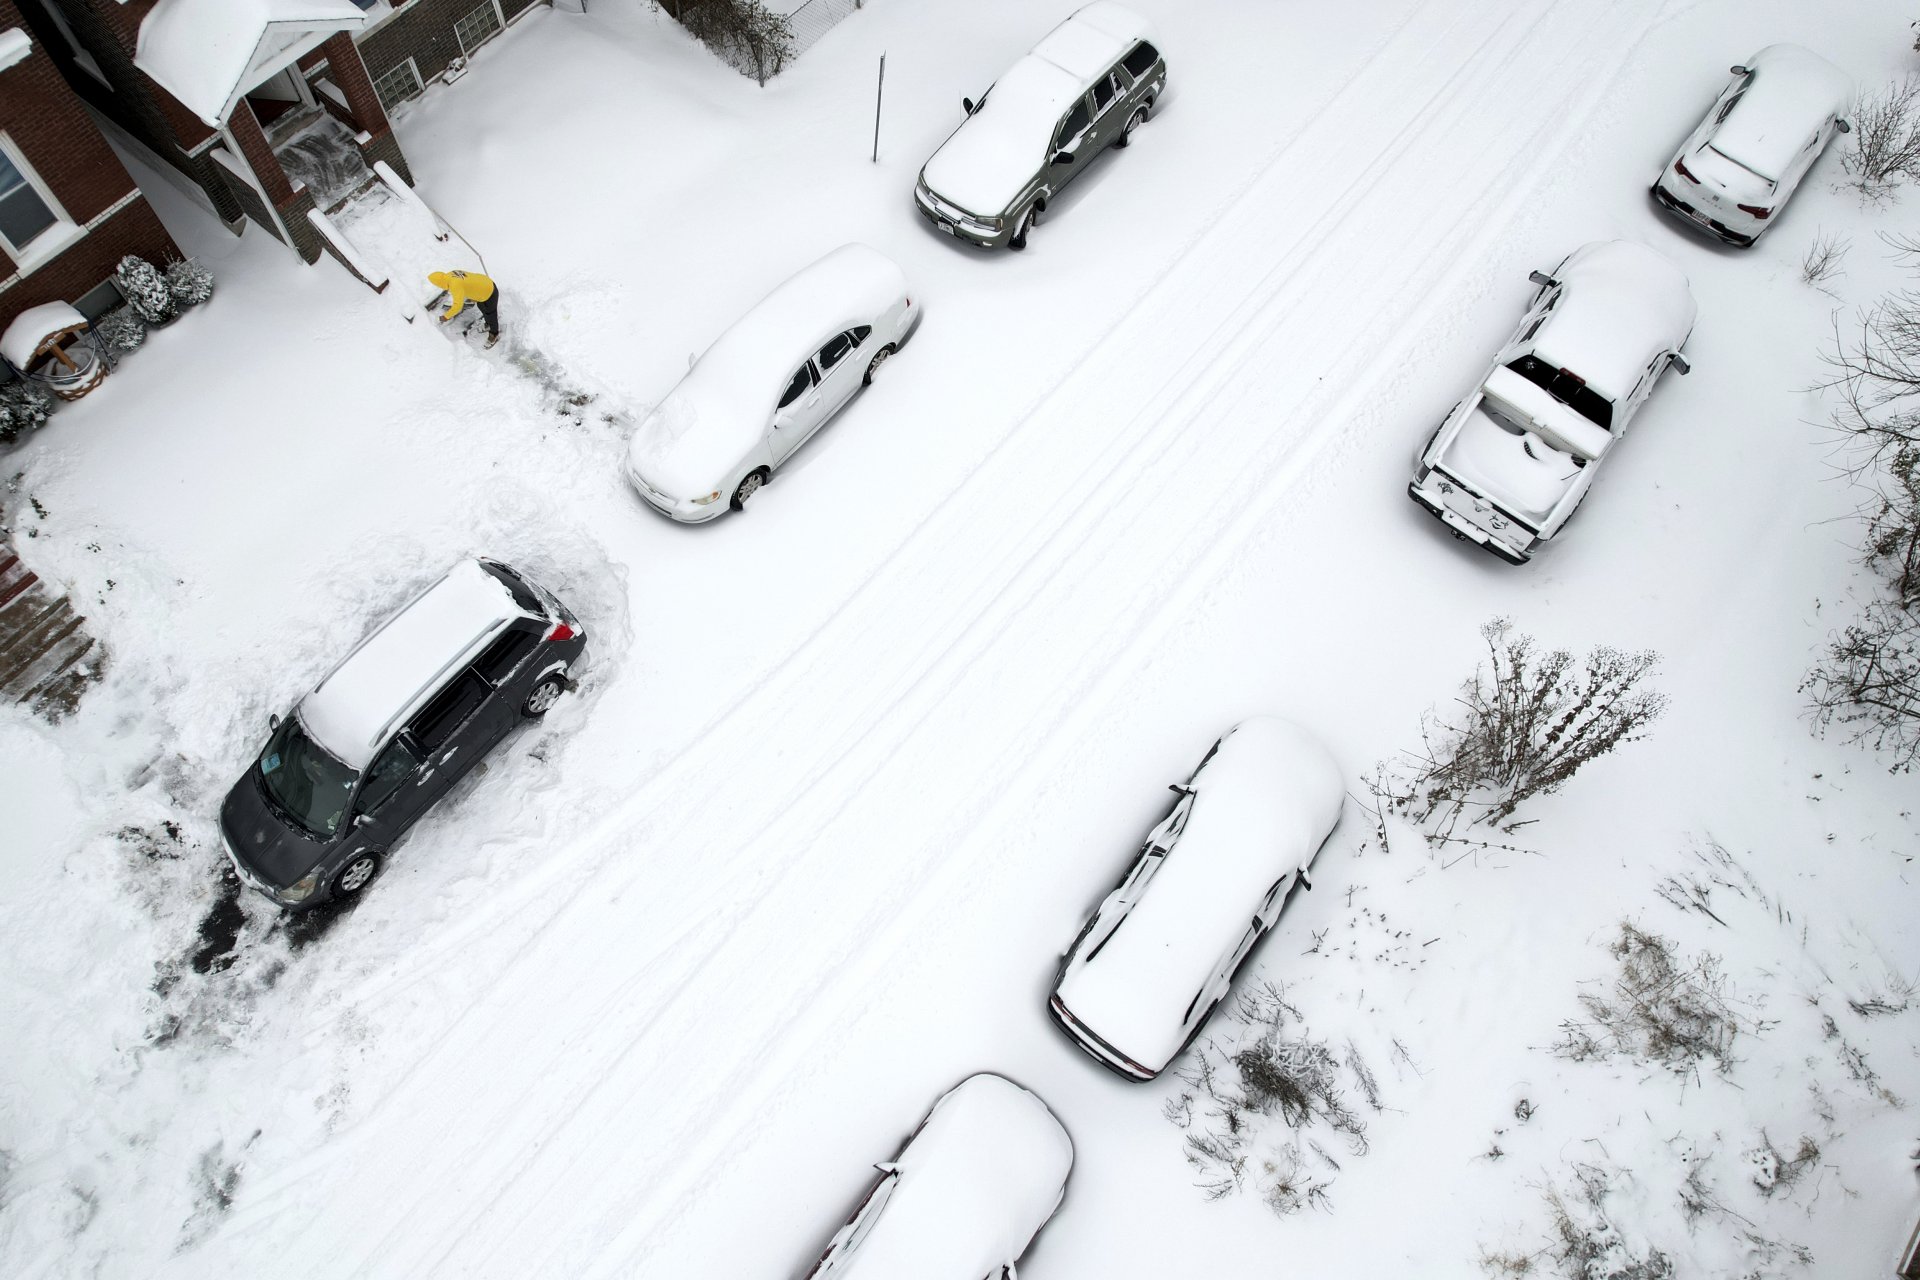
[0,133,83,277]
[372,56,424,111]
[453,0,508,58]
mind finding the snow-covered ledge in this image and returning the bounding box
[0,28,32,73]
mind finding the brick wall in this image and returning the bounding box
[359,0,543,92]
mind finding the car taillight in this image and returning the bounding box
[545,621,576,642]
[1736,203,1772,218]
[1674,159,1697,182]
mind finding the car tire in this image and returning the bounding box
[863,344,895,387]
[523,674,566,718]
[731,469,768,511]
[1009,205,1037,251]
[332,851,382,900]
[1116,104,1149,147]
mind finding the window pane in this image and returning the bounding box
[1092,75,1116,112]
[1122,42,1158,78]
[410,672,486,751]
[817,332,854,371]
[473,627,538,685]
[0,154,56,249]
[1059,101,1091,143]
[777,365,812,409]
[355,737,423,814]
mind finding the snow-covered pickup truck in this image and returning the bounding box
[1408,240,1695,564]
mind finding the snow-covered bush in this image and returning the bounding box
[0,378,54,445]
[94,307,147,355]
[1845,76,1920,199]
[1384,619,1666,833]
[668,0,793,85]
[1555,923,1742,1076]
[115,255,177,326]
[164,259,214,308]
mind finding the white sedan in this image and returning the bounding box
[625,244,916,521]
[1651,44,1853,247]
[1407,241,1695,564]
[802,1074,1073,1280]
[1048,718,1344,1082]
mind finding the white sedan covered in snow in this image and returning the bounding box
[1407,241,1695,564]
[1651,44,1853,247]
[802,1073,1073,1280]
[1048,718,1344,1082]
[625,244,916,520]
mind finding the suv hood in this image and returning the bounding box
[221,772,331,889]
[922,58,1081,217]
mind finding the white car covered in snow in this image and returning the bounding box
[801,1073,1073,1280]
[625,244,916,520]
[1407,241,1696,564]
[1651,44,1853,247]
[1048,718,1344,1082]
[914,2,1165,250]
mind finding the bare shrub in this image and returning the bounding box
[1555,923,1742,1076]
[1385,619,1666,833]
[1845,76,1920,198]
[1545,1165,1675,1280]
[665,0,793,84]
[1805,598,1920,770]
[1801,231,1849,290]
[1746,1132,1820,1197]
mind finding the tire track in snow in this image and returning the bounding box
[186,2,1672,1273]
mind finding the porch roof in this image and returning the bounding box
[135,0,367,129]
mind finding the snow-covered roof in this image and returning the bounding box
[1531,241,1694,403]
[836,1074,1072,1280]
[1710,44,1853,182]
[1,301,87,370]
[625,244,908,498]
[299,560,528,769]
[1054,719,1345,1074]
[0,28,33,74]
[136,0,367,128]
[920,3,1155,217]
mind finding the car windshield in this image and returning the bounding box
[257,716,359,839]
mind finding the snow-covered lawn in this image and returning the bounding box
[2,0,1916,1276]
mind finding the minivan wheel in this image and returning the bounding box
[1117,105,1149,147]
[1009,206,1036,251]
[333,851,382,899]
[523,675,565,717]
[863,344,895,387]
[732,469,768,510]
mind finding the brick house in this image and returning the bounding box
[354,0,549,114]
[0,4,178,344]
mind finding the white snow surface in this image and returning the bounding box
[1715,43,1856,181]
[625,242,908,497]
[834,1073,1072,1280]
[1531,239,1695,403]
[300,560,521,769]
[3,2,1918,1278]
[0,301,85,370]
[135,0,366,127]
[1054,718,1343,1073]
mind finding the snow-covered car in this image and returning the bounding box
[914,2,1165,251]
[1048,719,1344,1082]
[1651,44,1853,247]
[802,1073,1073,1280]
[1407,241,1696,564]
[625,244,916,520]
[219,559,585,909]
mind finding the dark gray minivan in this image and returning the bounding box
[220,558,586,909]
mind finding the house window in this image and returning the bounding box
[0,143,70,263]
[453,1,505,56]
[372,58,424,111]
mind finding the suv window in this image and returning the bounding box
[1505,354,1614,429]
[410,670,488,752]
[1057,99,1091,147]
[817,331,856,372]
[1122,41,1158,79]
[474,625,539,686]
[356,736,423,814]
[1091,72,1117,114]
[777,363,814,410]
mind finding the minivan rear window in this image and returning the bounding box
[1122,42,1159,79]
[480,560,543,616]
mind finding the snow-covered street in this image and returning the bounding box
[3,0,1917,1275]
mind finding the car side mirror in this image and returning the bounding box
[1169,782,1194,796]
[1528,270,1556,288]
[962,96,975,115]
[1051,149,1075,166]
[874,1161,900,1175]
[1299,870,1313,891]
[353,813,371,828]
[1836,118,1851,134]
[269,712,280,730]
[1671,353,1691,376]
[1729,64,1748,76]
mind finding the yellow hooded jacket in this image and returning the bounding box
[428,270,495,320]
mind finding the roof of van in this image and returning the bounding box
[626,244,908,497]
[1053,718,1344,1073]
[1713,44,1853,181]
[1031,2,1154,81]
[299,560,525,769]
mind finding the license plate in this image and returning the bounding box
[938,220,956,235]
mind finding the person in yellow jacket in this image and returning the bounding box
[428,269,501,348]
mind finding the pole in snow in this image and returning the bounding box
[872,53,886,163]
